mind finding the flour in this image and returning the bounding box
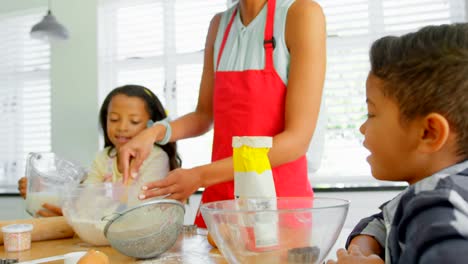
[69,218,109,246]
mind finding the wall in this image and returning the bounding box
[0,0,100,166]
[50,0,99,165]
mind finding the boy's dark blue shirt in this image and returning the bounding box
[346,160,468,264]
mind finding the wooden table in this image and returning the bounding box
[0,229,228,263]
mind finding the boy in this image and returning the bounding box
[328,23,468,264]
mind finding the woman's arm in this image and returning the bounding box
[270,0,326,164]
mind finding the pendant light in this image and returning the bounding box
[30,0,69,41]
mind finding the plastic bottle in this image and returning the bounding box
[232,136,278,252]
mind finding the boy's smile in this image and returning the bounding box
[359,73,421,183]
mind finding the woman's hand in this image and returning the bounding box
[326,245,384,264]
[36,203,63,217]
[139,168,203,202]
[118,126,164,184]
[18,177,27,199]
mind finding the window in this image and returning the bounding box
[0,9,51,188]
[311,0,466,187]
[99,0,466,187]
[99,0,228,168]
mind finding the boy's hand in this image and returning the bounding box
[326,245,384,264]
[36,203,63,217]
[18,177,27,199]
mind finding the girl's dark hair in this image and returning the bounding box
[369,23,468,158]
[99,84,181,170]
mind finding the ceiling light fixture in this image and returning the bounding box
[30,0,69,41]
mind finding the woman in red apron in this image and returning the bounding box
[118,0,326,228]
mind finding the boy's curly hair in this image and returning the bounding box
[370,23,468,158]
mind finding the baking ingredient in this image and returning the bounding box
[232,136,278,251]
[63,187,120,246]
[77,249,109,264]
[0,217,74,245]
[67,219,109,246]
[25,192,61,216]
[2,224,33,252]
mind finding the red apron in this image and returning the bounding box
[194,0,313,228]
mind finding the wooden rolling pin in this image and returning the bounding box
[0,216,74,245]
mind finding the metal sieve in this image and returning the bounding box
[103,199,185,259]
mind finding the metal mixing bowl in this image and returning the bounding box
[103,199,185,259]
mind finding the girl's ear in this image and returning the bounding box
[417,113,450,153]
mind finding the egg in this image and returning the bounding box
[77,249,110,264]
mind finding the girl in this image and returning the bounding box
[18,84,180,216]
[87,84,180,184]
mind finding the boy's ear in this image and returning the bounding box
[417,113,450,153]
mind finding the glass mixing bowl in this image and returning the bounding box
[62,182,185,259]
[25,152,86,216]
[61,182,142,246]
[201,197,349,264]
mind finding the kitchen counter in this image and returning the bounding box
[0,229,228,263]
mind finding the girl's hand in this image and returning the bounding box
[118,126,163,184]
[326,245,384,264]
[36,203,63,217]
[138,168,203,202]
[18,177,27,199]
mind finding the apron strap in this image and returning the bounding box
[216,8,237,71]
[263,0,276,72]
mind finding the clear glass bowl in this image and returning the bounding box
[62,182,185,258]
[61,182,142,246]
[200,197,349,264]
[25,152,86,216]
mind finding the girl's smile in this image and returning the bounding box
[107,94,151,149]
